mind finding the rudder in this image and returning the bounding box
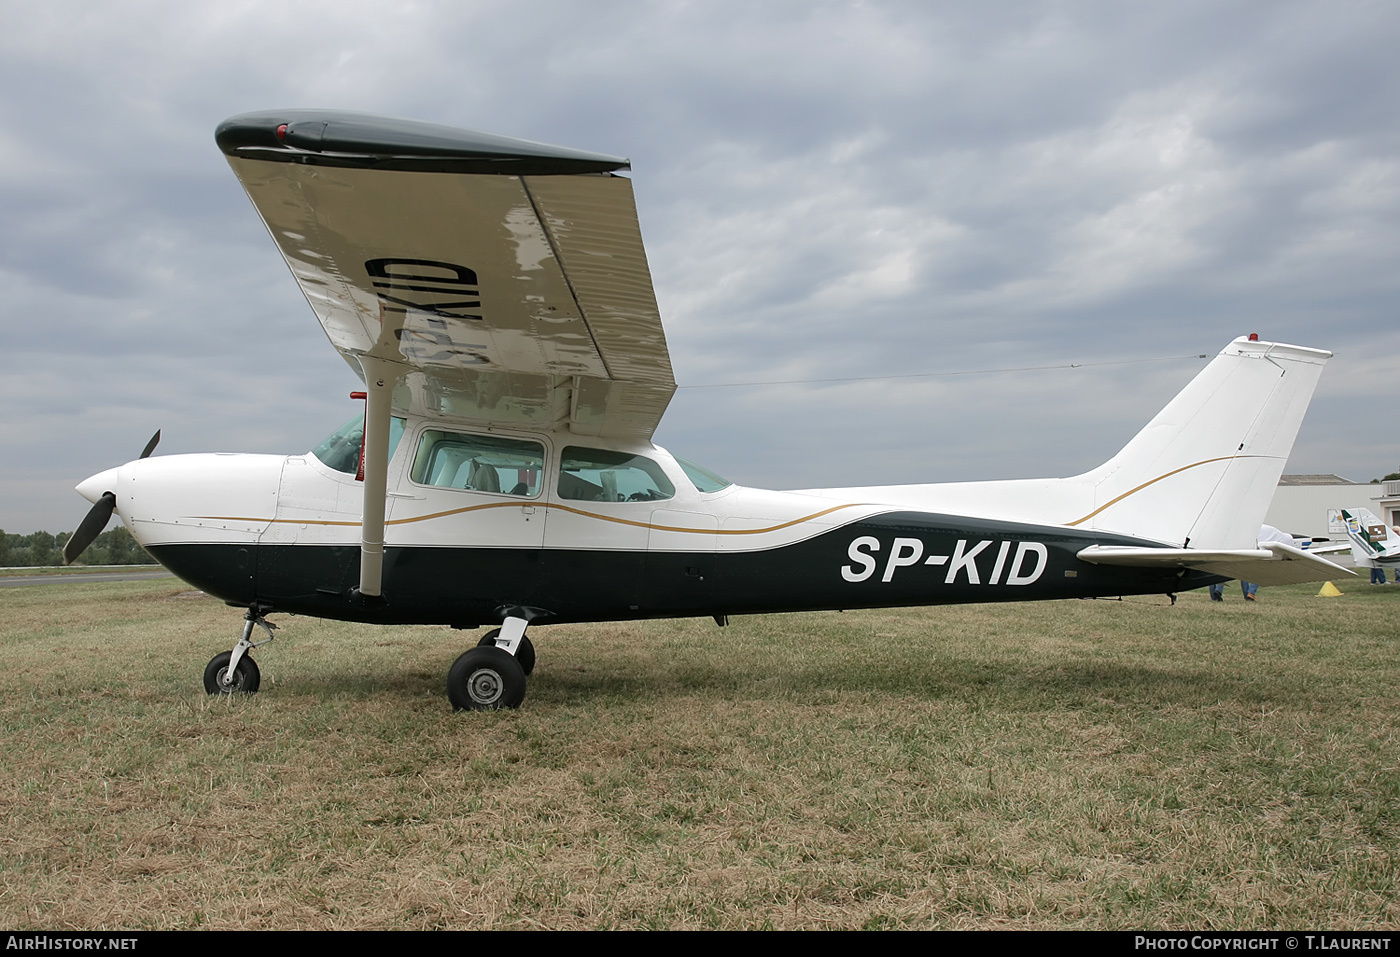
[1070,337,1331,549]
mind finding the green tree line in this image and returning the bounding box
[0,526,156,567]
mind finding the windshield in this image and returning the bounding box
[673,454,732,493]
[311,414,406,475]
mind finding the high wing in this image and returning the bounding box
[217,110,675,439]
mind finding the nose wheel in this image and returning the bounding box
[204,609,276,696]
[204,651,261,694]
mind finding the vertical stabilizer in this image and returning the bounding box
[1341,507,1400,565]
[1070,337,1330,549]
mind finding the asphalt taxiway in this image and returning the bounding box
[0,569,177,588]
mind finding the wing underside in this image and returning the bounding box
[218,111,675,439]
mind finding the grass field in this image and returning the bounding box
[1,577,1397,929]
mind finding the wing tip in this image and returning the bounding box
[216,110,630,176]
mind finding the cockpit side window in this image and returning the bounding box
[312,415,406,475]
[410,430,544,497]
[558,447,675,503]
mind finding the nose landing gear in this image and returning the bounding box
[204,608,276,696]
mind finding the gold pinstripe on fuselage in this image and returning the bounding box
[193,501,868,535]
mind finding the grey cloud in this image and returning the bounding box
[2,0,1396,534]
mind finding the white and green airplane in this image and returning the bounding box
[1334,507,1400,570]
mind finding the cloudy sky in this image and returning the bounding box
[2,0,1396,535]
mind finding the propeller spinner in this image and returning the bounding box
[62,430,160,565]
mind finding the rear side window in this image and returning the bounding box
[558,447,674,503]
[411,430,544,497]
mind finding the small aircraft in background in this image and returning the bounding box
[1333,507,1400,571]
[64,111,1350,710]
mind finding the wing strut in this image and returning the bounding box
[356,355,397,600]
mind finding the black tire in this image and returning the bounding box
[448,646,526,711]
[476,628,536,676]
[203,651,261,695]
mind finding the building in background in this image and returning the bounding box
[1265,476,1400,545]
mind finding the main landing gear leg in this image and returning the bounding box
[449,615,531,711]
[203,609,276,695]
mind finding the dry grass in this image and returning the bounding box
[1,578,1398,929]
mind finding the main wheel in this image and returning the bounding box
[476,628,536,675]
[203,651,261,695]
[448,646,527,711]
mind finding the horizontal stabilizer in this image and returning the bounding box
[1302,541,1351,556]
[1077,542,1354,586]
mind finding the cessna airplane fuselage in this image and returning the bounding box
[77,433,1211,630]
[67,111,1351,710]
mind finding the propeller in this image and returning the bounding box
[62,430,160,565]
[62,493,116,564]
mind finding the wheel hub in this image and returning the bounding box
[468,668,503,705]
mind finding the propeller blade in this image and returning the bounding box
[140,430,161,459]
[62,492,116,565]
